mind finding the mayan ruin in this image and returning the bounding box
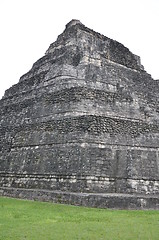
[0,20,159,209]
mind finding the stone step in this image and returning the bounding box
[1,187,159,210]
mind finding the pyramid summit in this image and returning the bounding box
[0,20,159,209]
[45,19,144,71]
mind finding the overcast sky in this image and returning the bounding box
[0,0,159,99]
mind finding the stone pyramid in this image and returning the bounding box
[0,20,159,209]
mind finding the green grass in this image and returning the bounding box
[0,197,159,240]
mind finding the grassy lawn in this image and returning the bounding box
[0,197,159,240]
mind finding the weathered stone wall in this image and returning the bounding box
[0,20,159,209]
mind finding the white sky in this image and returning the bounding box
[0,0,159,99]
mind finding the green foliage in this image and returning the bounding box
[0,197,159,240]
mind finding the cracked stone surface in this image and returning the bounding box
[0,19,159,209]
